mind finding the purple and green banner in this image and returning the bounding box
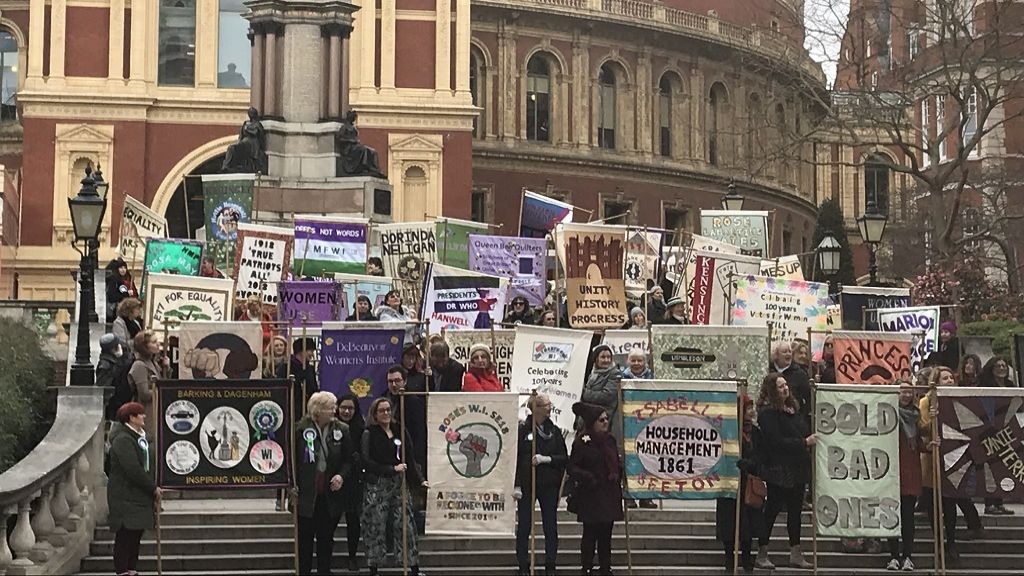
[520,190,573,238]
[468,234,547,307]
[293,216,368,277]
[279,281,339,327]
[319,325,405,413]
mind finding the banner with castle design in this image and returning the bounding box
[157,379,292,489]
[557,223,628,329]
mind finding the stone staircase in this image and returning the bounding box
[78,499,1024,575]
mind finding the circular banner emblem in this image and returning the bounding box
[445,423,502,479]
[249,440,285,474]
[166,441,200,475]
[634,414,722,480]
[200,406,250,469]
[248,401,284,439]
[165,400,200,435]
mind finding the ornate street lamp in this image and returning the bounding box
[721,179,745,211]
[857,199,888,285]
[88,164,109,314]
[67,165,108,386]
[816,234,842,276]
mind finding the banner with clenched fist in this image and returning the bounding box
[178,321,264,380]
[426,392,519,536]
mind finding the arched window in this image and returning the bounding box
[659,75,672,157]
[470,52,480,138]
[708,82,728,165]
[526,55,551,142]
[864,153,891,215]
[598,64,616,149]
[0,29,17,121]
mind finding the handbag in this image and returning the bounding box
[744,474,767,509]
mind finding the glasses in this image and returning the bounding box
[338,405,356,412]
[387,379,405,385]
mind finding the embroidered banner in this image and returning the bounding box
[426,392,519,535]
[663,233,738,287]
[234,223,293,306]
[119,195,167,265]
[177,321,263,379]
[832,330,914,384]
[559,223,628,329]
[145,273,235,334]
[731,275,831,346]
[318,324,405,413]
[814,384,901,537]
[685,250,761,325]
[445,329,515,390]
[279,280,339,327]
[625,229,663,299]
[437,217,490,270]
[377,221,438,311]
[510,325,592,433]
[157,379,292,489]
[839,286,911,330]
[877,306,940,374]
[938,387,1024,501]
[293,216,368,277]
[699,210,770,257]
[420,263,508,334]
[468,234,548,307]
[202,174,254,274]
[651,325,770,400]
[144,238,203,277]
[622,380,739,499]
[520,190,573,238]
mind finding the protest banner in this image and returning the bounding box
[877,306,940,373]
[686,249,761,325]
[651,325,770,399]
[731,275,831,346]
[832,330,914,384]
[426,392,518,535]
[662,233,738,288]
[437,217,490,269]
[118,195,167,265]
[377,221,438,310]
[468,234,548,307]
[625,229,663,299]
[558,223,628,329]
[318,324,405,413]
[520,190,573,238]
[177,321,263,380]
[233,223,293,306]
[145,273,235,333]
[938,387,1024,501]
[446,329,514,390]
[292,215,368,277]
[621,380,739,499]
[699,210,770,257]
[603,329,650,369]
[511,325,592,432]
[158,379,292,489]
[278,281,338,327]
[334,273,394,317]
[759,255,804,281]
[839,286,910,330]
[202,174,254,274]
[814,384,901,537]
[420,263,508,334]
[144,238,203,277]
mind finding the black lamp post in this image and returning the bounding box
[721,178,745,211]
[857,199,888,286]
[68,165,108,386]
[815,234,842,277]
[87,164,109,323]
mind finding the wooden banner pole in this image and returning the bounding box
[931,380,947,576]
[731,382,742,576]
[529,389,538,576]
[289,379,300,575]
[400,392,410,576]
[810,381,819,575]
[616,379,634,576]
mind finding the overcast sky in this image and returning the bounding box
[804,0,850,87]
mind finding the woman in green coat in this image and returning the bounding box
[107,401,160,576]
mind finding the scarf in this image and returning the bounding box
[534,419,555,441]
[897,403,920,441]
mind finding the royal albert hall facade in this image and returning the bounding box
[0,0,824,299]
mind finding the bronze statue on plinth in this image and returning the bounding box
[222,107,268,175]
[336,110,385,178]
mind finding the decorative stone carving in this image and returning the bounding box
[222,107,269,175]
[336,110,385,178]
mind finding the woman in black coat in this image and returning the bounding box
[336,393,366,572]
[567,402,623,576]
[755,372,816,570]
[715,394,765,572]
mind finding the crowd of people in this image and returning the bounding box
[99,256,1018,576]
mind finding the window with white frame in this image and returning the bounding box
[937,95,947,161]
[908,30,919,59]
[871,72,878,91]
[866,39,872,57]
[921,98,930,167]
[159,0,197,86]
[963,88,978,150]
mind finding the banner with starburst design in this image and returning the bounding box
[938,387,1024,501]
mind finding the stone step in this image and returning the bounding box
[75,570,1024,576]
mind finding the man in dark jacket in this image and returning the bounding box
[386,365,428,533]
[770,341,812,421]
[514,394,568,576]
[426,341,466,392]
[294,391,355,576]
[291,337,319,419]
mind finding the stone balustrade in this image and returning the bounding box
[0,387,107,576]
[0,300,75,358]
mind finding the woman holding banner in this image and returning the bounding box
[567,402,623,576]
[376,290,418,345]
[716,394,763,572]
[362,397,428,576]
[582,345,623,439]
[661,296,687,325]
[755,372,815,570]
[336,393,367,572]
[514,394,568,576]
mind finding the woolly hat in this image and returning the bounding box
[591,343,612,360]
[99,333,120,354]
[630,307,645,321]
[665,296,684,308]
[469,343,492,359]
[940,321,958,335]
[572,401,606,429]
[648,285,663,295]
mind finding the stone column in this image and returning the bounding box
[27,0,44,78]
[454,0,471,95]
[251,28,265,111]
[435,0,452,91]
[128,0,148,84]
[328,27,343,118]
[281,23,325,123]
[49,0,67,79]
[340,35,351,114]
[689,67,705,161]
[572,34,590,147]
[381,0,397,89]
[108,0,125,80]
[264,24,280,118]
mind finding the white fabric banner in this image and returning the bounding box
[446,329,515,390]
[602,329,650,369]
[420,263,508,334]
[426,392,519,536]
[118,195,168,264]
[511,325,592,431]
[877,306,940,374]
[234,223,294,306]
[177,321,264,380]
[759,255,804,281]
